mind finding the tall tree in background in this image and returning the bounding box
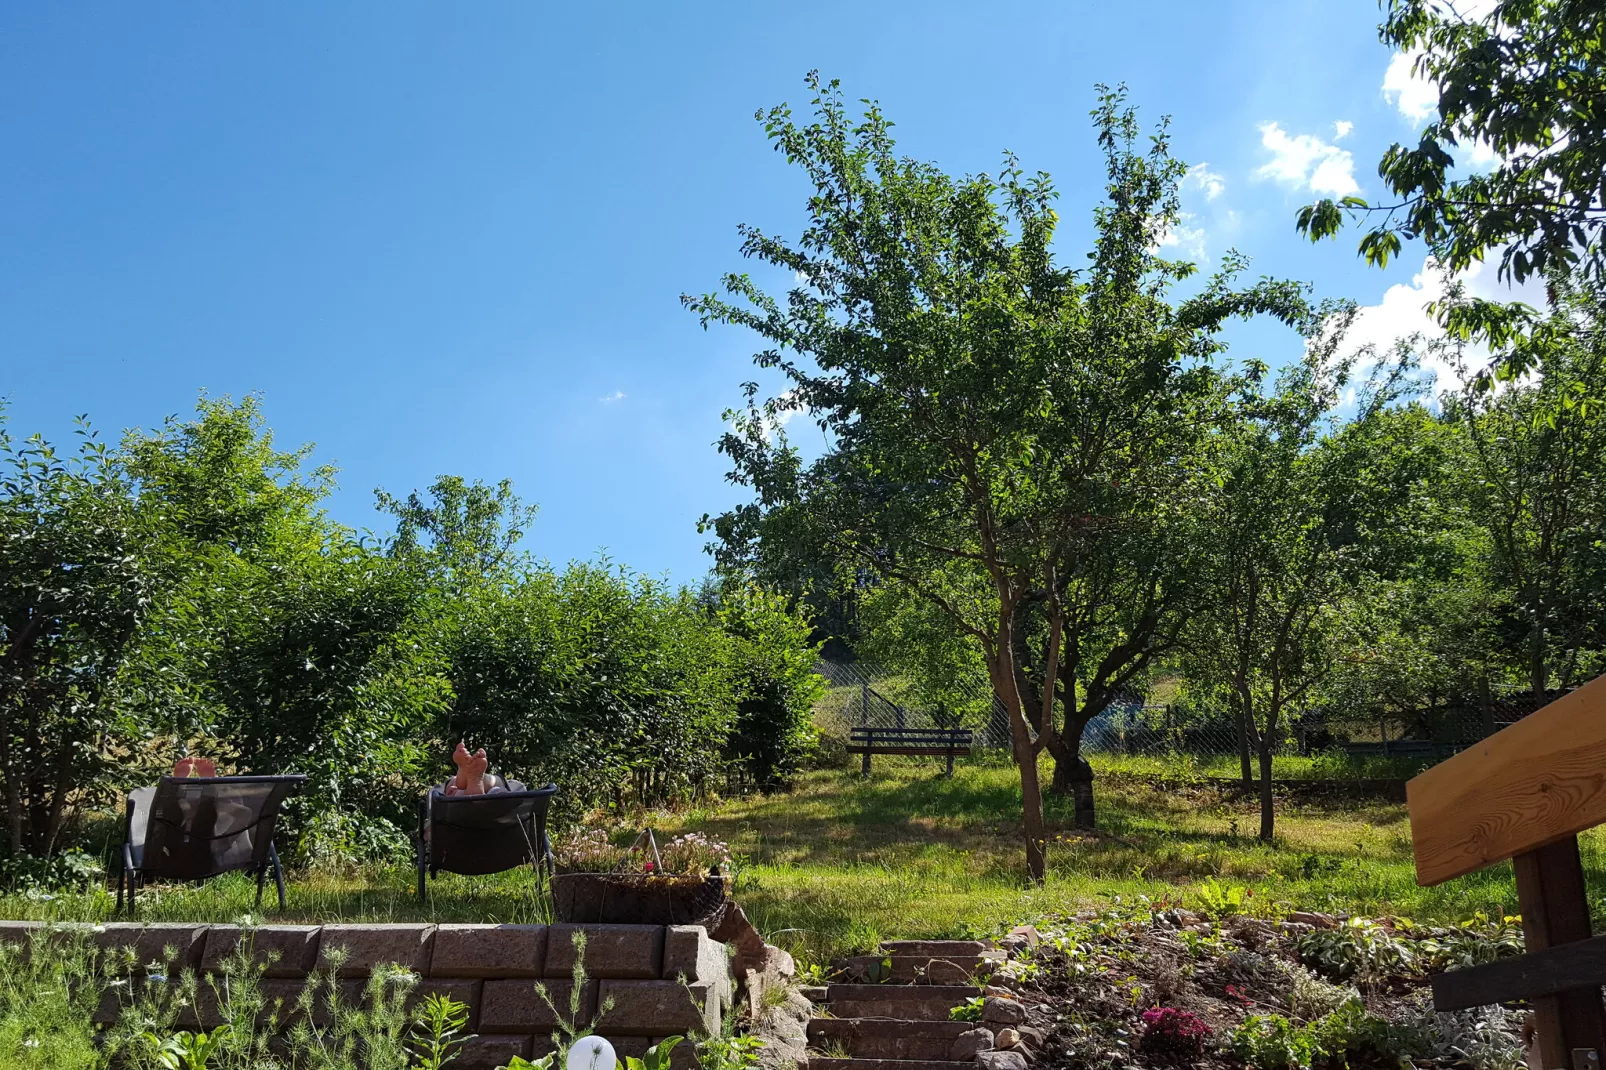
[690,75,1307,874]
[0,415,146,858]
[1443,285,1606,699]
[1185,335,1417,842]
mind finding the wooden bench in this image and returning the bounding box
[1407,673,1606,1068]
[848,726,973,778]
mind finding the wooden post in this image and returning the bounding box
[861,736,872,779]
[1513,836,1606,1068]
[945,735,955,778]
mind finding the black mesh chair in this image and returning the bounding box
[117,774,306,912]
[416,776,558,901]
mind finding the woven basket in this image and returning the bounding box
[551,872,728,925]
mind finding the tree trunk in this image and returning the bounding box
[1530,619,1547,703]
[1257,744,1275,842]
[1235,702,1253,788]
[988,642,1047,884]
[1047,716,1096,828]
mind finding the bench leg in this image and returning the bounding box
[946,748,955,778]
[1514,836,1606,1068]
[861,749,871,779]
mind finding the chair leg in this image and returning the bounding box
[255,861,269,908]
[416,836,428,904]
[269,842,287,911]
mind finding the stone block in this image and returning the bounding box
[597,979,718,1037]
[431,924,547,978]
[480,978,598,1033]
[316,924,434,976]
[981,995,1026,1025]
[604,1036,653,1059]
[547,924,663,979]
[456,1034,533,1070]
[94,922,208,972]
[952,1027,996,1060]
[976,1051,1028,1070]
[415,978,482,1030]
[0,920,41,948]
[201,925,321,977]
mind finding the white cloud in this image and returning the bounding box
[1383,50,1438,123]
[1255,122,1359,197]
[1182,163,1225,201]
[599,390,625,404]
[1344,255,1547,394]
[1156,212,1208,259]
[1333,120,1354,140]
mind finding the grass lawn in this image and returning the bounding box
[1,754,1588,965]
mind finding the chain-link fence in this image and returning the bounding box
[812,658,1552,771]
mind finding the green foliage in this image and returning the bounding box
[949,996,986,1022]
[1298,0,1606,290]
[624,1036,684,1070]
[2,394,819,869]
[1231,1014,1318,1070]
[1294,918,1418,985]
[0,413,149,858]
[1193,877,1253,919]
[689,72,1312,876]
[409,993,472,1070]
[138,1026,234,1070]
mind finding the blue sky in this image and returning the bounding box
[0,2,1507,584]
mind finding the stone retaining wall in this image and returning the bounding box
[0,921,733,1070]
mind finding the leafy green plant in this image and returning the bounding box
[699,1033,765,1070]
[949,996,985,1022]
[502,1056,556,1070]
[1230,1014,1317,1070]
[1294,917,1416,984]
[410,992,474,1070]
[624,1036,684,1070]
[139,1026,234,1070]
[1195,877,1253,918]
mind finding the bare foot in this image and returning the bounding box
[452,742,473,790]
[464,748,489,795]
[172,757,195,778]
[194,758,217,778]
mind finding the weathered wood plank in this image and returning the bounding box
[845,746,975,757]
[1433,934,1606,1010]
[1514,838,1606,1067]
[1407,673,1606,885]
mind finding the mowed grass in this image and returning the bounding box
[3,754,1593,965]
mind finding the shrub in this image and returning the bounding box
[1139,1007,1213,1062]
[1294,917,1416,983]
[1230,1014,1317,1070]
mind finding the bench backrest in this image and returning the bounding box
[850,726,972,742]
[1407,672,1606,886]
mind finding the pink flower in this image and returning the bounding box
[644,861,656,873]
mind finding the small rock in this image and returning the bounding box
[976,1050,1028,1070]
[950,1027,995,1060]
[982,996,1027,1025]
[994,1028,1021,1050]
[1279,921,1314,935]
[1008,925,1041,946]
[983,985,1015,999]
[1287,911,1336,929]
[1017,1026,1046,1047]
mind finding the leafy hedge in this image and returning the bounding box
[0,397,820,867]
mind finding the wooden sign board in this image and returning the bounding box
[1407,673,1606,886]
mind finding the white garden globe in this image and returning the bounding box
[567,1036,617,1070]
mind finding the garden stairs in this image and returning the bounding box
[804,939,1020,1070]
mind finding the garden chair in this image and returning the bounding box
[117,774,306,912]
[416,775,558,901]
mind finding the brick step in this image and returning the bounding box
[878,940,995,957]
[823,984,982,1021]
[808,1019,977,1061]
[809,1053,970,1060]
[840,953,1003,985]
